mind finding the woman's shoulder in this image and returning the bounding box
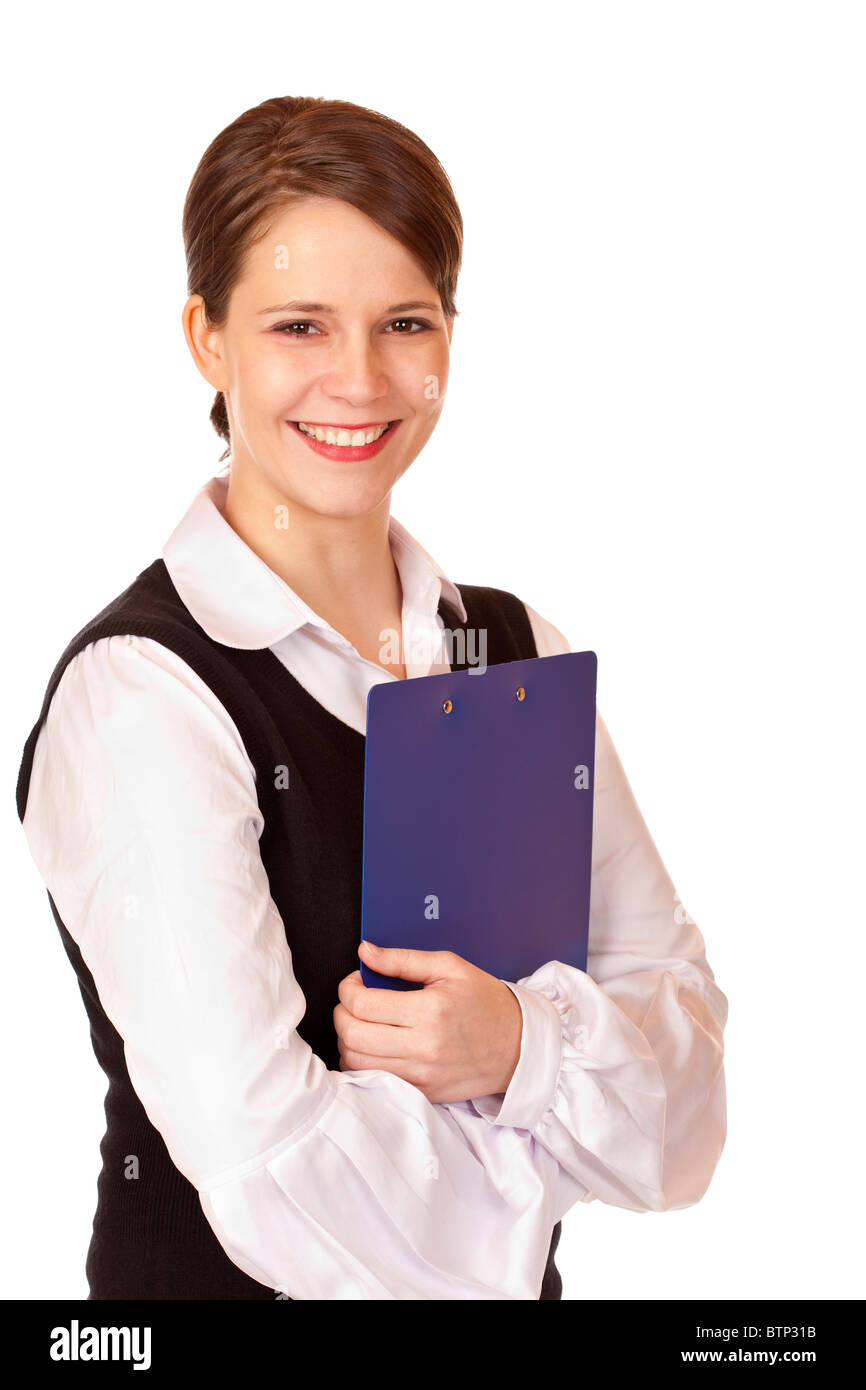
[447,582,572,660]
[16,576,253,830]
[27,554,248,742]
[519,598,572,658]
[19,629,257,847]
[27,558,194,717]
[46,631,243,740]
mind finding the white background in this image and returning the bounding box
[3,0,864,1301]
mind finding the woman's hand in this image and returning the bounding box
[333,941,524,1105]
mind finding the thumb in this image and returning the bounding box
[359,940,455,983]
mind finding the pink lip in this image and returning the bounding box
[287,418,401,462]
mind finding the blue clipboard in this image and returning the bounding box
[360,650,597,990]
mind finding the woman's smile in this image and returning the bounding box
[287,416,402,462]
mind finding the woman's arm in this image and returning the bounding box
[23,634,588,1300]
[464,604,728,1213]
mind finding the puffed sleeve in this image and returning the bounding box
[22,634,594,1299]
[468,604,728,1214]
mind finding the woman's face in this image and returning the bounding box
[185,196,453,519]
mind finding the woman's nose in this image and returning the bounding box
[321,332,389,403]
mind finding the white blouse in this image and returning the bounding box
[22,471,728,1300]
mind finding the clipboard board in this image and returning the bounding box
[360,650,597,990]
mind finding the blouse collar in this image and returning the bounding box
[162,471,468,650]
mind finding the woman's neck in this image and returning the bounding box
[223,461,406,675]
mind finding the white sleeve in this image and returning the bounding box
[466,604,729,1213]
[22,634,589,1300]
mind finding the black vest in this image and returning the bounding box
[16,557,563,1300]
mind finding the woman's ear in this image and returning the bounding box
[182,295,228,392]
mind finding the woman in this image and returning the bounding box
[16,94,728,1300]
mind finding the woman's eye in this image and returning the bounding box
[385,318,431,334]
[274,321,321,337]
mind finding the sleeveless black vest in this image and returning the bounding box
[16,557,563,1300]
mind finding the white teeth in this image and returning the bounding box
[296,421,390,445]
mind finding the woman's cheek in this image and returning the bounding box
[408,350,449,412]
[235,344,307,413]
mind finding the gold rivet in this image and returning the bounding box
[443,698,453,714]
[516,686,525,701]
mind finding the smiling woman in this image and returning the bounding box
[182,97,460,467]
[16,94,727,1301]
[179,107,462,649]
[189,194,451,496]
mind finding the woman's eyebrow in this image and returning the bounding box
[257,299,441,315]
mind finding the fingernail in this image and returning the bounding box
[362,940,381,955]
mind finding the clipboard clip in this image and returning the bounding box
[442,685,526,713]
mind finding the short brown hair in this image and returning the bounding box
[182,95,464,461]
